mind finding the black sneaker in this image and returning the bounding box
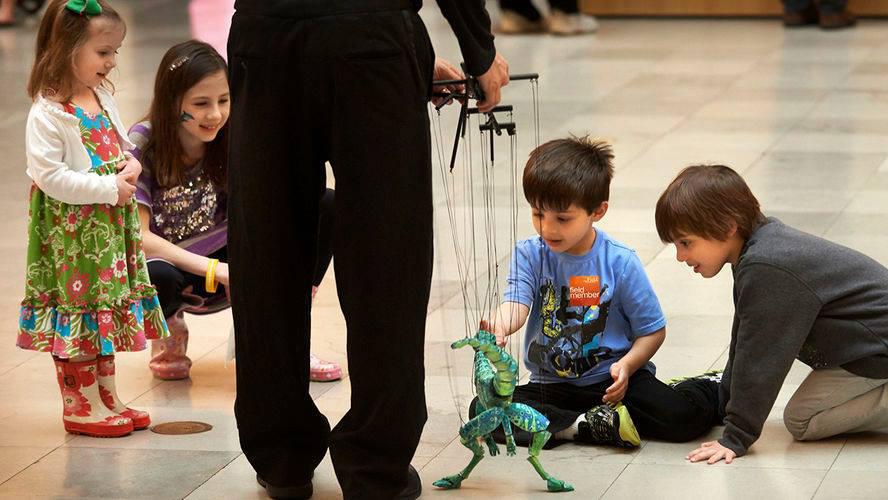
[667,370,723,387]
[576,402,640,448]
[396,465,422,500]
[256,474,312,499]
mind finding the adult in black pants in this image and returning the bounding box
[227,1,509,498]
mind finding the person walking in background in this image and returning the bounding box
[498,0,598,35]
[782,0,856,29]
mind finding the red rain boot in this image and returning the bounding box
[149,312,192,380]
[97,355,151,430]
[54,357,134,437]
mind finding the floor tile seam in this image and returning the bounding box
[752,65,855,172]
[613,461,833,472]
[822,438,849,478]
[416,434,460,473]
[615,41,776,178]
[808,465,833,500]
[0,444,64,488]
[597,461,630,499]
[707,347,729,372]
[424,253,513,315]
[57,444,242,456]
[181,452,243,499]
[715,48,841,175]
[0,358,34,377]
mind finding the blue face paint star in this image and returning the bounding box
[180,111,194,122]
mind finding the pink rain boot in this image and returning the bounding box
[97,355,151,429]
[149,312,192,380]
[54,357,134,437]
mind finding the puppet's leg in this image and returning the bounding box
[433,407,504,490]
[528,431,574,492]
[507,403,574,493]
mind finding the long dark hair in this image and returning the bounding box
[28,0,125,101]
[142,40,228,189]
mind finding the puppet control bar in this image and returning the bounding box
[432,71,539,170]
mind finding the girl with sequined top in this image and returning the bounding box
[18,0,169,439]
[129,40,341,382]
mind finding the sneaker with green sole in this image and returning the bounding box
[576,402,640,448]
[667,369,723,387]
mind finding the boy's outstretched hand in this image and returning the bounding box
[687,441,737,464]
[603,362,628,403]
[479,320,506,347]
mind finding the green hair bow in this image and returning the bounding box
[66,0,102,15]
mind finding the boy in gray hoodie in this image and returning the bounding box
[655,164,888,464]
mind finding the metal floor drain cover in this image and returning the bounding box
[150,421,213,435]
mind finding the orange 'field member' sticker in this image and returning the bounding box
[569,276,600,307]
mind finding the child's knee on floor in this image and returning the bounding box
[783,399,816,441]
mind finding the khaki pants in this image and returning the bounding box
[784,367,888,441]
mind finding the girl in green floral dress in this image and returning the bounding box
[18,0,168,438]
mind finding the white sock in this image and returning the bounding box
[553,414,586,440]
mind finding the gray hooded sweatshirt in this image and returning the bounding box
[719,217,888,456]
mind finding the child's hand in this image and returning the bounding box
[118,156,142,179]
[214,262,229,287]
[115,174,137,206]
[479,320,506,347]
[603,362,628,403]
[687,440,737,465]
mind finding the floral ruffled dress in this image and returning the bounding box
[17,102,169,358]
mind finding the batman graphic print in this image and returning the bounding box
[504,232,666,386]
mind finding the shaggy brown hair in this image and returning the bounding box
[655,164,765,242]
[27,0,124,101]
[141,40,228,189]
[523,136,614,214]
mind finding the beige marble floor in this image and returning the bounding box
[1,1,888,499]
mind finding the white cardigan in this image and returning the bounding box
[25,86,135,205]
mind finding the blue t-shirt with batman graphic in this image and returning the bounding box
[503,230,666,386]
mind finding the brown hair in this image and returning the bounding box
[655,164,765,243]
[523,136,614,214]
[142,40,228,189]
[27,0,125,101]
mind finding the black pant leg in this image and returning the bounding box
[622,370,720,442]
[317,10,435,499]
[227,12,329,489]
[313,188,334,286]
[147,261,187,319]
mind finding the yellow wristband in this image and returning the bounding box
[206,259,219,293]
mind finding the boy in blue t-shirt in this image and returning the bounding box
[473,136,721,448]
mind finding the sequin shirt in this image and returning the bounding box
[128,121,227,256]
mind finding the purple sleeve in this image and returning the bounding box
[135,173,153,209]
[128,122,153,209]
